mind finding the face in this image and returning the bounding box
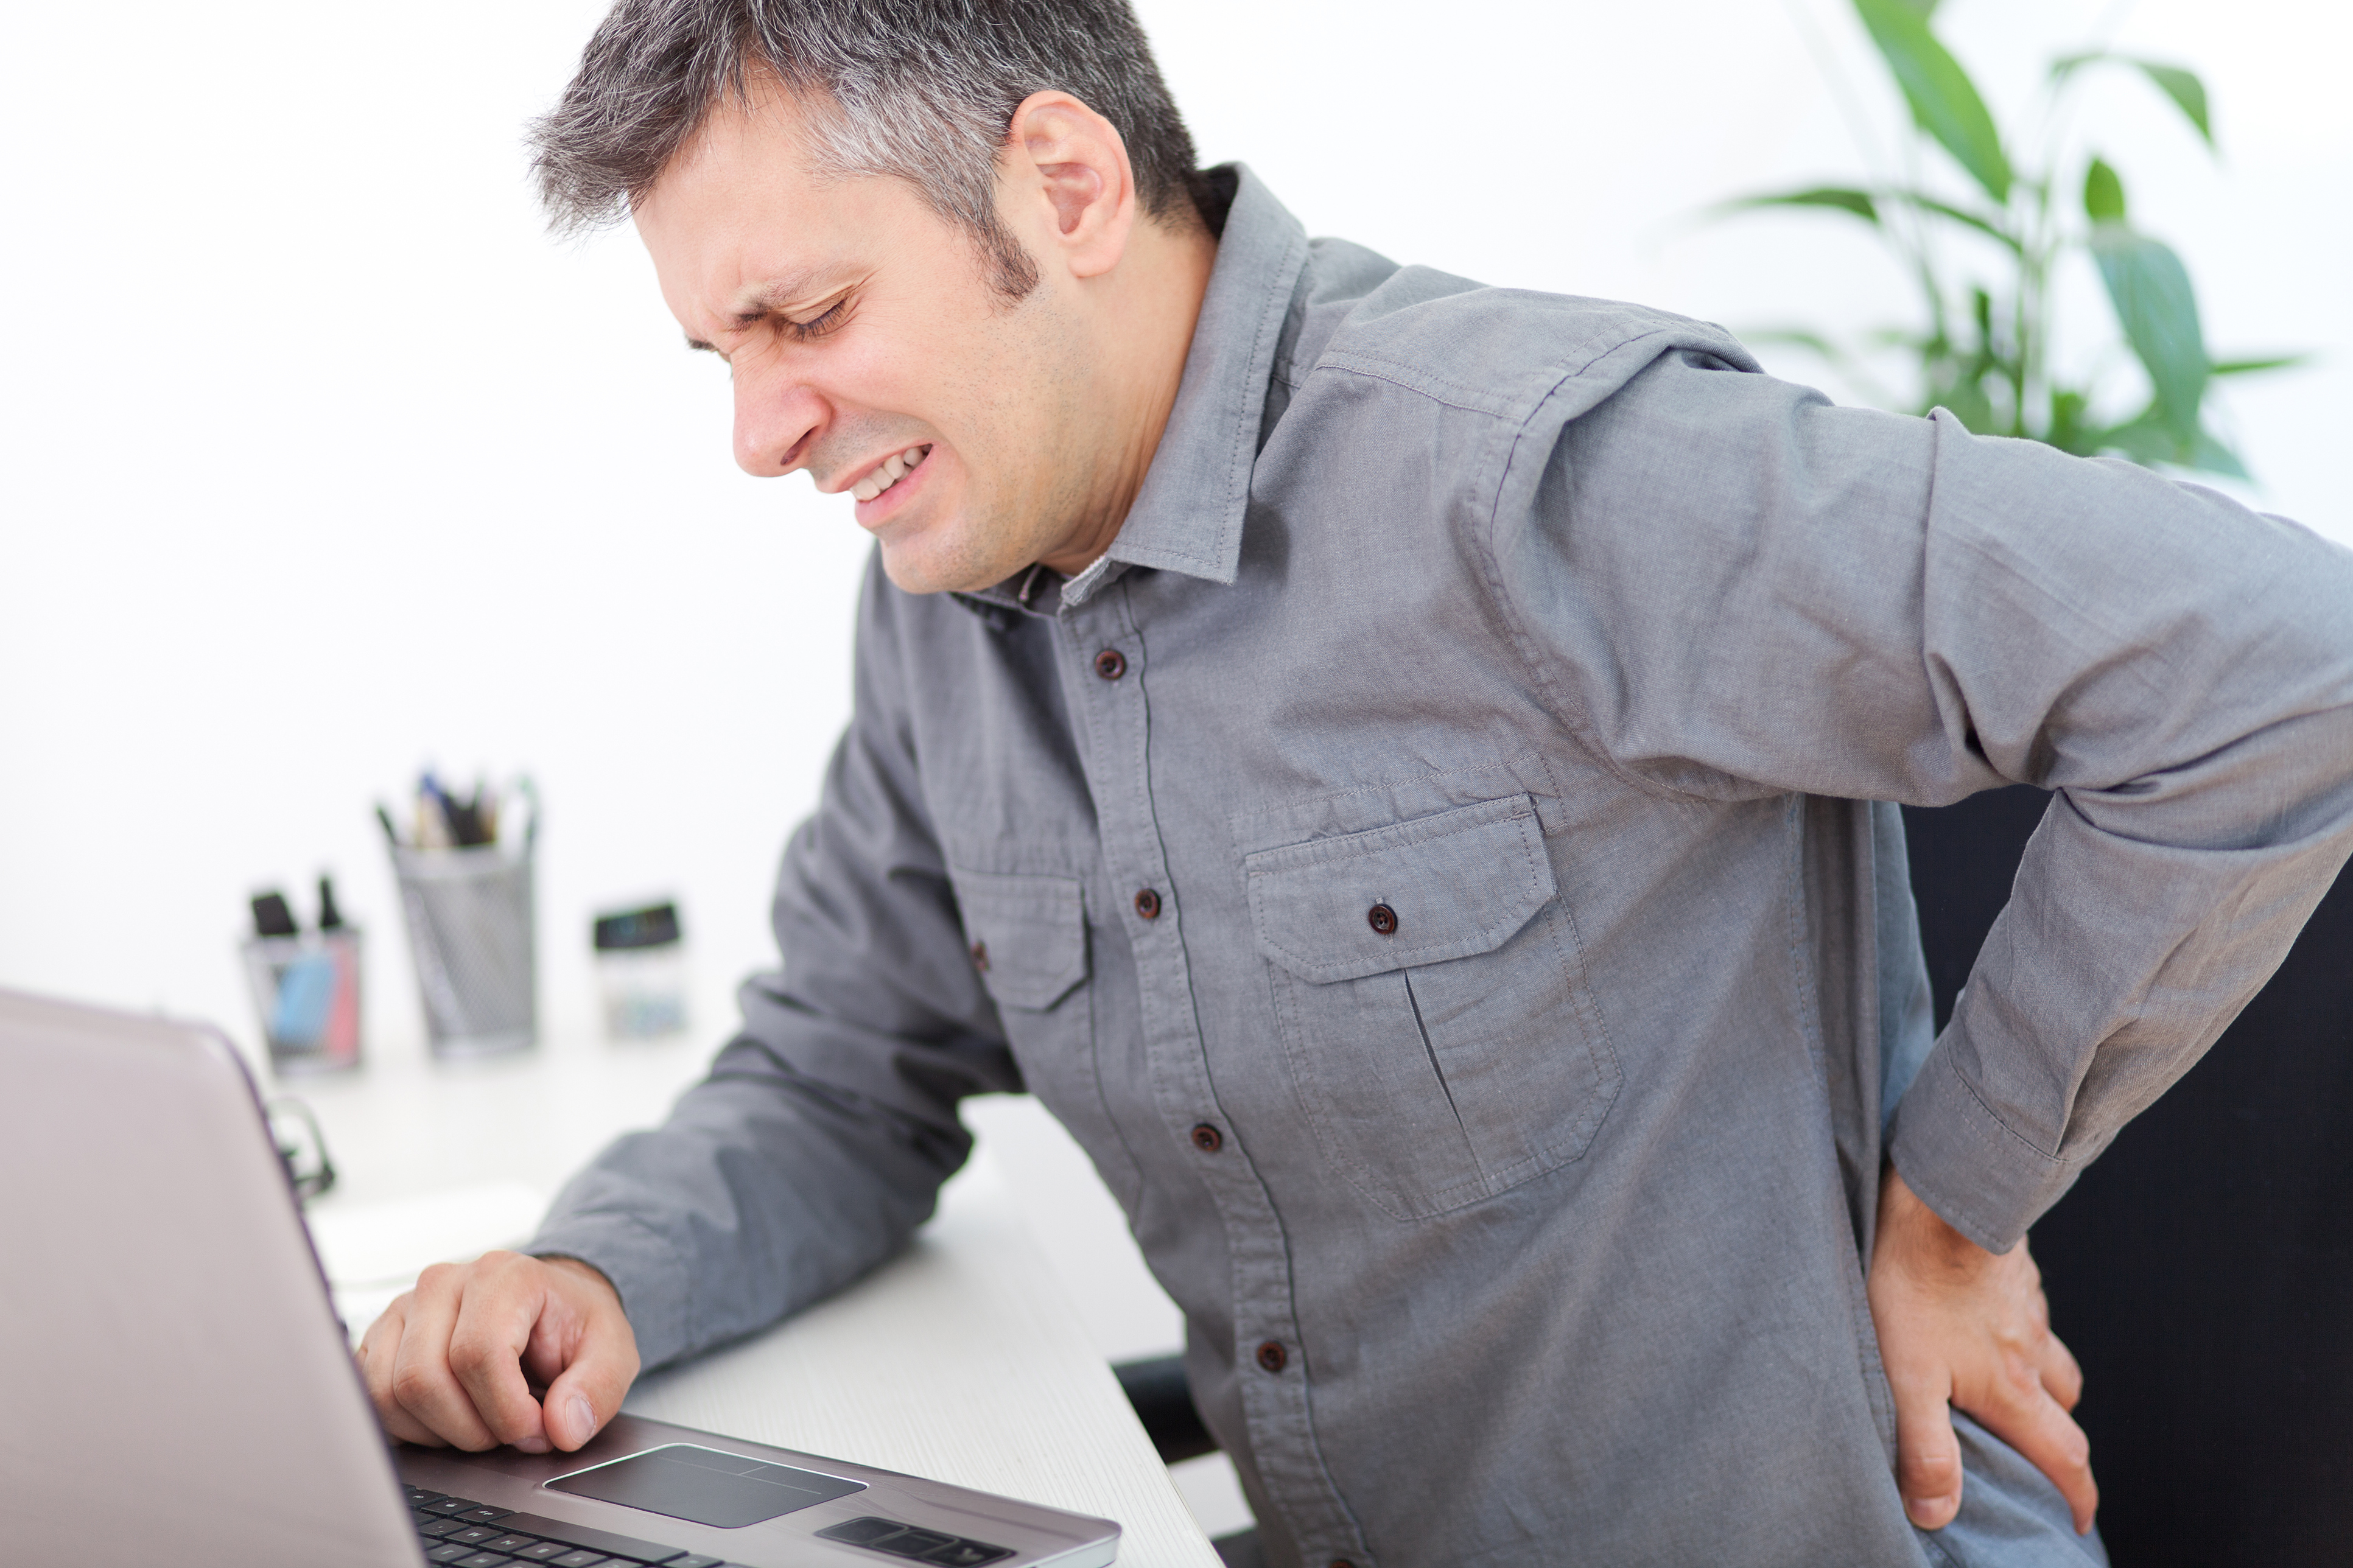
[634,83,1121,595]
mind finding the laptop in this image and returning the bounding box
[0,988,1123,1567]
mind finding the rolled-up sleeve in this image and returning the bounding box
[527,555,1021,1368]
[1497,346,2353,1251]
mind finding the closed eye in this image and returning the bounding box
[759,292,854,346]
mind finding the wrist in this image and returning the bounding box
[1879,1164,1993,1278]
[536,1252,625,1311]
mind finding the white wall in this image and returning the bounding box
[2,0,2345,1385]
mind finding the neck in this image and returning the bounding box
[1036,213,1219,578]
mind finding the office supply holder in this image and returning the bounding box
[390,825,538,1058]
[240,927,364,1073]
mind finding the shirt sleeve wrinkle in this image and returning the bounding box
[1489,346,2353,1251]
[1897,428,2353,1245]
[527,554,1020,1364]
[1495,349,1949,805]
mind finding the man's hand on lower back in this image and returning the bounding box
[357,1250,640,1454]
[1867,1166,2096,1535]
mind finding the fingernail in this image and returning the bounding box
[514,1434,550,1454]
[1907,1496,1954,1527]
[567,1395,595,1443]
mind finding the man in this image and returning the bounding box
[357,2,2353,1563]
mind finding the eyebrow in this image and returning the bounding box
[685,268,832,354]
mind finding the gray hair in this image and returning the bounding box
[528,0,1207,297]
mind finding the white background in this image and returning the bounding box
[5,0,2345,1047]
[3,5,2347,1505]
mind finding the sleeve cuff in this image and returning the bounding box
[1885,1038,2087,1254]
[525,1212,692,1371]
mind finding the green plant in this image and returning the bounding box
[1719,0,2302,477]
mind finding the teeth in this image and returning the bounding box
[852,446,932,504]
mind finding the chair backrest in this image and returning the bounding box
[1902,787,2353,1566]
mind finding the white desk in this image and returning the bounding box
[287,1031,1222,1568]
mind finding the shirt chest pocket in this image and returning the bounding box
[1243,794,1621,1220]
[951,867,1095,1074]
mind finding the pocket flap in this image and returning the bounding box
[1244,795,1557,984]
[954,869,1088,1010]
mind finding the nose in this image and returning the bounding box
[732,363,829,478]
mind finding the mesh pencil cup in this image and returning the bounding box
[390,835,538,1057]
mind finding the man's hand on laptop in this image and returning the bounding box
[1868,1166,2095,1536]
[358,1251,640,1454]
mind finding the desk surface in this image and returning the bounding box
[290,1031,1221,1568]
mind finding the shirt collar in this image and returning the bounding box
[955,165,1310,622]
[1063,165,1308,606]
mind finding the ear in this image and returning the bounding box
[1002,91,1136,281]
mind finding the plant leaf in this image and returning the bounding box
[2136,62,2213,146]
[1924,363,1997,433]
[1851,0,2013,203]
[2096,407,2177,466]
[2046,388,2100,455]
[2095,405,2253,478]
[2089,226,2209,444]
[2052,54,2214,148]
[2211,353,2311,376]
[1880,188,2024,253]
[2083,157,2126,223]
[1716,186,1881,223]
[2190,427,2251,479]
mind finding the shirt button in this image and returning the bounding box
[1134,887,1162,920]
[1093,648,1127,681]
[969,940,989,972]
[1255,1340,1288,1374]
[1367,903,1399,936]
[1190,1123,1222,1153]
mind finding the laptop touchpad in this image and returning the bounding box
[547,1443,865,1528]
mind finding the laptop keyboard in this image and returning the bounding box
[405,1487,1012,1567]
[407,1486,727,1568]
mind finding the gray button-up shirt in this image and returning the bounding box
[530,168,2353,1567]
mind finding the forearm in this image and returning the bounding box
[1892,782,2353,1250]
[527,1038,970,1370]
[530,556,1030,1367]
[1889,447,2353,1249]
[1522,355,2353,1247]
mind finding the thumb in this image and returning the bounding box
[1893,1370,1964,1530]
[543,1337,635,1450]
[542,1332,634,1451]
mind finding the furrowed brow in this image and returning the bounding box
[731,269,827,323]
[683,269,833,355]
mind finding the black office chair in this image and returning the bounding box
[1905,786,2353,1565]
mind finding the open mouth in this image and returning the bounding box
[851,443,933,504]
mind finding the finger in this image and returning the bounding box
[388,1263,501,1450]
[1890,1365,1964,1530]
[358,1297,444,1448]
[2038,1330,2085,1414]
[1969,1382,2098,1535]
[446,1255,555,1454]
[539,1284,640,1452]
